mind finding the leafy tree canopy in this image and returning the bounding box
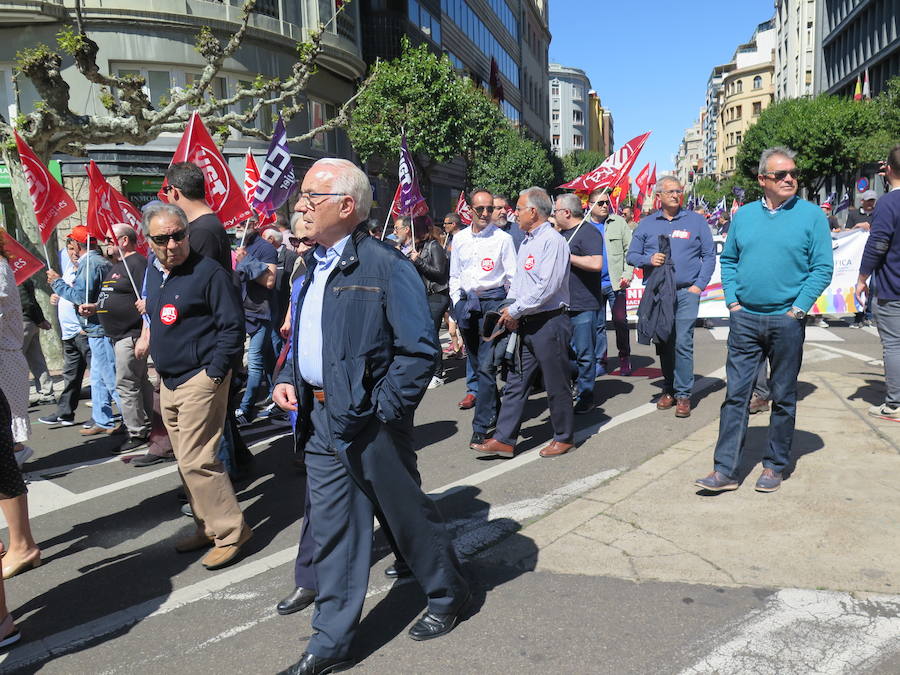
[467,127,556,199]
[560,150,608,183]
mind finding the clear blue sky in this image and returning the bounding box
[548,0,775,175]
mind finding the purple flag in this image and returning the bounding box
[252,115,297,217]
[398,133,428,217]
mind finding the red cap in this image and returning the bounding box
[67,225,90,244]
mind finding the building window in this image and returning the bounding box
[572,110,582,123]
[552,134,559,147]
[409,0,441,44]
[753,75,763,89]
[573,134,583,149]
[734,105,742,119]
[572,86,582,101]
[735,80,743,94]
[551,81,559,96]
[735,131,742,144]
[440,0,518,86]
[551,111,559,121]
[501,100,519,125]
[309,98,338,152]
[752,101,762,116]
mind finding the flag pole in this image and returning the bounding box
[85,233,91,306]
[380,209,392,241]
[42,241,52,269]
[109,234,142,300]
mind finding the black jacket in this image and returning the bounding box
[636,234,676,346]
[146,250,245,389]
[19,280,45,325]
[276,225,437,454]
[411,238,449,295]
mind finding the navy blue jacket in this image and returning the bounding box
[276,225,437,453]
[146,250,245,389]
[636,234,676,346]
[860,189,900,300]
[627,208,716,290]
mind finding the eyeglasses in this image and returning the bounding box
[442,221,455,226]
[762,169,799,182]
[472,205,497,215]
[148,229,187,246]
[161,185,176,195]
[594,200,610,205]
[659,190,684,196]
[288,236,302,248]
[514,205,535,212]
[297,192,347,210]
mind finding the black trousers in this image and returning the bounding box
[427,292,450,377]
[494,313,574,446]
[304,400,467,659]
[56,332,90,419]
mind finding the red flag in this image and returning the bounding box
[86,161,149,255]
[610,173,631,214]
[160,112,251,229]
[560,132,651,194]
[13,132,77,245]
[388,183,402,219]
[633,163,651,223]
[456,191,473,225]
[730,198,741,216]
[243,150,276,229]
[1,228,45,285]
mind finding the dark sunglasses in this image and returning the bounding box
[595,200,609,205]
[288,236,302,248]
[763,169,800,182]
[472,205,497,215]
[161,185,178,194]
[148,229,187,246]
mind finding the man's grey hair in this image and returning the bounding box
[289,211,303,231]
[758,146,797,175]
[555,193,584,217]
[262,228,283,244]
[519,187,553,219]
[654,175,682,194]
[141,202,188,234]
[111,223,138,242]
[309,158,372,221]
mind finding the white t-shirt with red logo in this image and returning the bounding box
[448,223,518,305]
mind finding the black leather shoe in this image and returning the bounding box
[384,560,413,579]
[408,594,470,641]
[278,651,354,675]
[276,586,316,615]
[469,432,485,449]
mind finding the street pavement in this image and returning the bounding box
[0,319,896,674]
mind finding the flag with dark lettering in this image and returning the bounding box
[14,131,76,244]
[159,112,251,229]
[0,228,44,285]
[251,116,296,219]
[397,133,429,217]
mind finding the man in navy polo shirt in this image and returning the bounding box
[627,176,715,417]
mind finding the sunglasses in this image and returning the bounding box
[161,185,177,195]
[763,169,800,182]
[148,229,187,246]
[288,236,302,248]
[595,200,610,205]
[472,205,497,215]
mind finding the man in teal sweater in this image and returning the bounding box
[695,147,833,494]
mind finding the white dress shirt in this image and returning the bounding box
[448,224,517,305]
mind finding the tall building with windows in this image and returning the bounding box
[675,114,704,189]
[701,63,733,179]
[587,91,614,157]
[359,0,551,214]
[547,63,591,156]
[0,0,364,232]
[773,0,817,100]
[814,0,899,98]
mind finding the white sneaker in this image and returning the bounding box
[869,404,900,419]
[813,318,828,328]
[13,446,33,468]
[427,376,445,389]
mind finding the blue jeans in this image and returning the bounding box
[87,336,120,428]
[570,310,598,400]
[713,310,805,478]
[595,286,630,364]
[239,322,275,420]
[465,358,477,396]
[658,288,701,398]
[458,297,507,434]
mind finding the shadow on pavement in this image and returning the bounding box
[846,378,886,406]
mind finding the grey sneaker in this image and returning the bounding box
[869,404,900,419]
[694,471,738,492]
[755,468,783,492]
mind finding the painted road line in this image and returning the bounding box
[863,325,879,338]
[809,342,884,367]
[679,588,900,675]
[708,326,844,343]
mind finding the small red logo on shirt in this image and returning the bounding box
[524,254,536,271]
[160,304,178,325]
[481,257,494,271]
[671,229,690,239]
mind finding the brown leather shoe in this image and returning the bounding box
[675,397,691,417]
[656,393,675,410]
[80,423,124,436]
[175,530,215,553]
[748,395,770,414]
[539,441,574,458]
[458,394,476,410]
[472,438,515,457]
[202,524,253,570]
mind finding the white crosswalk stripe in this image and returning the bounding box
[707,326,845,342]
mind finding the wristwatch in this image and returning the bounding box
[791,306,806,320]
[210,375,224,385]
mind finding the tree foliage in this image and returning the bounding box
[467,127,556,198]
[560,150,607,183]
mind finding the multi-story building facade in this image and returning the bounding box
[675,113,704,189]
[587,91,614,157]
[548,63,591,156]
[701,63,733,180]
[360,0,551,213]
[774,0,817,99]
[2,0,364,230]
[716,19,776,178]
[814,0,899,98]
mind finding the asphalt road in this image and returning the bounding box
[0,319,892,674]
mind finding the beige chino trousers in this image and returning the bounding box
[159,370,245,547]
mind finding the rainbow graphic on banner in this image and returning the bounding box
[811,286,864,315]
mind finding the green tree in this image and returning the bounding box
[466,126,556,198]
[560,150,607,183]
[735,94,888,194]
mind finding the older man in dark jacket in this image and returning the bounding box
[273,159,469,675]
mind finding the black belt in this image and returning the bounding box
[520,307,566,325]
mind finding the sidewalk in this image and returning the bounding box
[488,368,900,595]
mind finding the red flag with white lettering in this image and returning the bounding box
[86,161,149,255]
[388,184,402,219]
[456,191,473,225]
[243,150,276,229]
[1,228,44,285]
[560,132,651,194]
[159,112,251,229]
[13,132,77,244]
